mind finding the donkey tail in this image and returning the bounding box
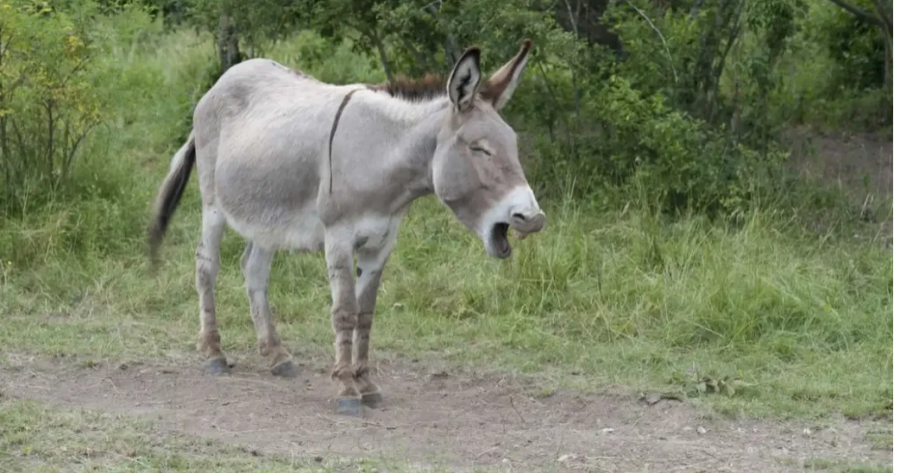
[148,131,196,267]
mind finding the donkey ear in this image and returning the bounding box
[481,39,533,111]
[447,47,482,112]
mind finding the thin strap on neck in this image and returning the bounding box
[328,89,363,194]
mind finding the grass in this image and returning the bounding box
[0,398,452,472]
[863,428,894,451]
[0,191,892,421]
[802,458,893,473]
[0,19,893,427]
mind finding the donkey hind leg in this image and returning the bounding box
[240,242,297,378]
[196,204,229,374]
[324,234,362,416]
[353,244,394,408]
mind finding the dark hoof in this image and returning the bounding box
[270,360,299,378]
[335,397,362,417]
[361,392,382,408]
[205,358,230,375]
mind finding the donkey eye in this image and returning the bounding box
[470,145,492,156]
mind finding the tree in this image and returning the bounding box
[300,0,401,82]
[0,0,108,211]
[183,0,309,74]
[823,0,892,83]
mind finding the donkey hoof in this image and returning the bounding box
[335,398,362,417]
[205,358,230,375]
[270,360,299,378]
[361,392,383,408]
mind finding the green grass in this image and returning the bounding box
[0,192,891,420]
[863,428,894,451]
[802,457,893,473]
[0,398,450,472]
[0,24,892,424]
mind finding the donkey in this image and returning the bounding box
[148,40,546,416]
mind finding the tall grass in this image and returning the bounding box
[0,25,891,420]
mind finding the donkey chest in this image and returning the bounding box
[351,213,403,251]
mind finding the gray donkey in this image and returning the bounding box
[148,40,546,416]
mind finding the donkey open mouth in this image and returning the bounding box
[491,222,512,258]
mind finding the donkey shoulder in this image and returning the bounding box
[224,58,316,83]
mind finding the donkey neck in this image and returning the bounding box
[351,92,448,209]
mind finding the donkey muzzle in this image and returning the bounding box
[510,211,546,239]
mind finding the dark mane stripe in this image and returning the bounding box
[367,74,448,102]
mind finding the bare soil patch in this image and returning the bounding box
[0,356,891,472]
[785,126,892,198]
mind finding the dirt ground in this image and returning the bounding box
[1,130,892,472]
[0,356,891,472]
[783,126,893,248]
[784,126,893,200]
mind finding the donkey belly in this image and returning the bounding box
[221,201,326,253]
[214,139,326,252]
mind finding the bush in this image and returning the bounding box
[767,0,892,132]
[0,0,170,215]
[0,3,215,267]
[0,0,890,258]
[527,75,785,216]
[814,5,888,92]
[0,0,106,213]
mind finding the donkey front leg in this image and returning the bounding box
[353,244,394,407]
[240,242,297,378]
[324,235,361,415]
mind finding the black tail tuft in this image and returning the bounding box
[148,137,196,269]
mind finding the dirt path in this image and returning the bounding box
[785,126,892,198]
[0,356,891,472]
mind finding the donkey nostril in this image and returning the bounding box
[512,213,527,222]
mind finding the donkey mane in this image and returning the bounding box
[367,74,449,102]
[364,42,534,106]
[365,62,519,107]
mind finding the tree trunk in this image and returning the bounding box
[878,0,893,87]
[563,0,583,144]
[401,38,429,76]
[687,0,706,24]
[536,58,575,158]
[45,100,54,181]
[551,0,625,60]
[708,3,744,121]
[443,35,461,68]
[885,31,892,86]
[1,114,9,208]
[824,0,884,26]
[217,13,241,74]
[423,3,462,68]
[0,55,8,206]
[824,0,892,87]
[372,28,394,83]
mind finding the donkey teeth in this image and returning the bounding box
[513,229,527,240]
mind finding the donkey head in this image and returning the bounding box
[432,40,545,259]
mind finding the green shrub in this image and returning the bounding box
[814,6,888,92]
[526,74,786,217]
[765,0,892,132]
[0,5,216,267]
